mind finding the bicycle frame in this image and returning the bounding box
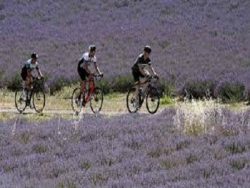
[81,76,97,104]
[25,78,44,104]
[135,77,158,106]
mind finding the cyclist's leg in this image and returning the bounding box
[85,78,95,102]
[25,71,33,90]
[21,70,27,100]
[26,73,33,102]
[80,80,86,93]
[78,68,89,106]
[78,68,87,92]
[132,69,141,99]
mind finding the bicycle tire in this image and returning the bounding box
[33,90,46,113]
[126,87,141,113]
[15,89,27,113]
[90,87,104,113]
[146,87,160,114]
[71,88,83,114]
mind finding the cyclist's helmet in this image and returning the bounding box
[144,45,152,54]
[31,53,38,59]
[89,45,96,52]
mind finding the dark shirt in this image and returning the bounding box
[132,54,151,71]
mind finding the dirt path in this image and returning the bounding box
[0,92,167,119]
[0,105,166,117]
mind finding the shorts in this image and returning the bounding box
[21,67,28,81]
[78,68,89,81]
[132,68,145,82]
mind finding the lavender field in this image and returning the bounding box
[0,0,250,96]
[1,1,250,187]
[0,105,250,187]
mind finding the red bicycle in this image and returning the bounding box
[71,74,104,114]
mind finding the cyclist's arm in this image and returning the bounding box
[138,64,150,77]
[94,62,102,75]
[36,67,43,78]
[148,64,157,76]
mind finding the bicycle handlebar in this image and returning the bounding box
[88,74,103,81]
[145,75,159,82]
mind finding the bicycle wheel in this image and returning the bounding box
[71,88,83,114]
[33,90,46,113]
[146,87,160,114]
[126,87,140,113]
[15,90,27,113]
[90,87,104,113]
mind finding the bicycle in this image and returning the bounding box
[71,74,104,114]
[15,77,46,113]
[126,75,160,114]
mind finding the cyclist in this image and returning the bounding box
[131,46,158,98]
[21,53,43,99]
[77,45,103,105]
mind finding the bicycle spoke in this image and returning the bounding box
[127,87,140,113]
[72,88,83,113]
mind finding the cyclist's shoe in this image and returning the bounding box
[75,99,80,106]
[30,102,34,109]
[75,94,82,106]
[94,96,99,102]
[82,98,86,107]
[139,88,143,94]
[26,100,30,107]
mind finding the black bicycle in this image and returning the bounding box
[15,77,46,113]
[126,75,160,114]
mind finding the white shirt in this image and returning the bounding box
[23,59,39,74]
[81,52,97,65]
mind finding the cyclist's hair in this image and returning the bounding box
[89,45,96,52]
[31,53,38,59]
[144,46,152,54]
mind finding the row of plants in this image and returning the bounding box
[4,73,248,103]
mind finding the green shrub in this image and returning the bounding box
[111,75,134,93]
[159,80,175,97]
[181,80,216,100]
[216,82,245,103]
[7,72,22,90]
[230,159,246,171]
[98,79,110,94]
[161,95,174,105]
[49,77,75,95]
[225,142,246,154]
